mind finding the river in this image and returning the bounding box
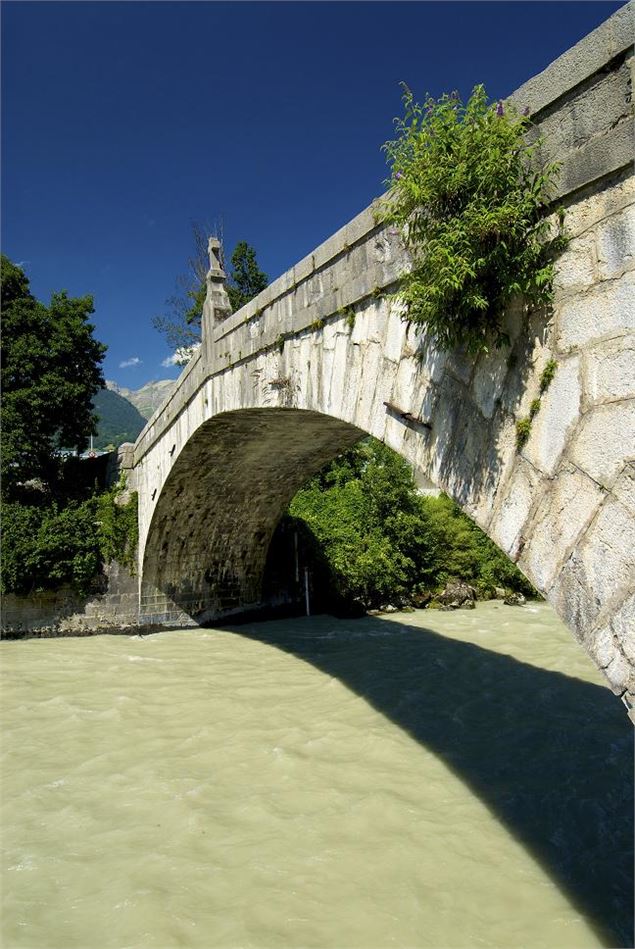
[1,602,633,949]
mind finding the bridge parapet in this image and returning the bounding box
[210,209,405,372]
[134,205,407,463]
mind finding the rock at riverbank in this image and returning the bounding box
[438,580,477,610]
[504,591,527,607]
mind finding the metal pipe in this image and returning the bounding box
[304,567,311,617]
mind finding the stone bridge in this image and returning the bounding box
[128,6,634,708]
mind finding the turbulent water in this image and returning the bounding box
[1,602,633,949]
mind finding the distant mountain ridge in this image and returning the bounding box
[92,379,176,451]
[106,378,176,420]
[92,388,147,451]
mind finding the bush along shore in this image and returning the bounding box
[279,438,538,618]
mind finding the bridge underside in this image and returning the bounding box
[141,409,365,622]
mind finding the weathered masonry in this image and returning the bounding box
[129,6,635,711]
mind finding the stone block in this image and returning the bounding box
[612,461,635,517]
[321,320,338,352]
[509,4,633,116]
[556,271,635,352]
[444,346,474,386]
[350,305,369,345]
[341,349,364,425]
[523,355,581,476]
[489,459,545,560]
[427,376,486,510]
[532,60,632,163]
[596,203,635,280]
[553,232,597,293]
[363,300,387,345]
[390,355,421,413]
[499,344,542,420]
[248,317,262,340]
[552,497,635,636]
[570,399,635,488]
[293,254,314,285]
[593,591,635,683]
[520,464,605,592]
[583,338,635,407]
[328,334,350,418]
[319,346,335,413]
[350,272,373,306]
[370,230,395,267]
[554,120,635,202]
[366,375,391,444]
[383,415,408,458]
[353,342,382,431]
[319,291,338,321]
[343,205,376,248]
[383,306,407,364]
[311,235,342,274]
[416,384,438,430]
[266,268,295,302]
[307,271,325,307]
[468,411,518,532]
[471,346,511,419]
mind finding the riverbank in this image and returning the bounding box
[1,589,535,641]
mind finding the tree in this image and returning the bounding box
[152,222,211,352]
[1,256,107,500]
[226,241,268,312]
[153,225,268,352]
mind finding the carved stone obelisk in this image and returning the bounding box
[202,238,232,347]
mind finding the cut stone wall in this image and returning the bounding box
[0,562,140,638]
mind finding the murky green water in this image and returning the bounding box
[1,603,632,949]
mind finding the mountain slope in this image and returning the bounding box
[106,379,176,420]
[93,388,147,450]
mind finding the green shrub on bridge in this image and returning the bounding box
[379,84,567,354]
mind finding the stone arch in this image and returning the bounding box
[140,408,366,623]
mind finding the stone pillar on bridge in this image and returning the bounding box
[202,237,232,361]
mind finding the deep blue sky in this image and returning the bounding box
[2,1,623,386]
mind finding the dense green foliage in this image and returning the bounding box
[153,229,268,351]
[1,257,138,598]
[96,482,139,574]
[1,256,107,499]
[290,439,535,609]
[1,485,138,597]
[226,241,268,312]
[379,85,567,354]
[92,388,146,450]
[1,499,102,596]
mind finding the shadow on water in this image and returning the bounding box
[221,613,634,948]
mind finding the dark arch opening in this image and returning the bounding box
[141,408,365,622]
[141,405,541,628]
